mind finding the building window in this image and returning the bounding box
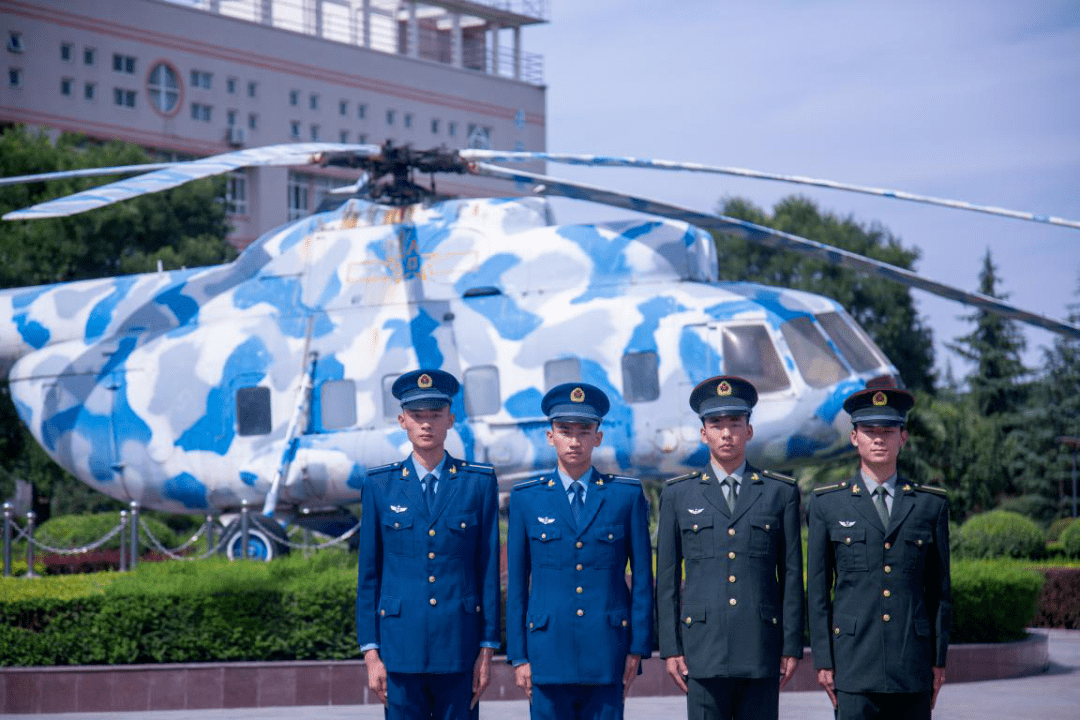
[310,125,320,141]
[83,47,96,65]
[621,352,660,403]
[309,93,319,110]
[357,103,366,119]
[112,54,136,74]
[339,129,348,143]
[227,170,248,215]
[227,109,237,126]
[289,121,301,138]
[448,121,456,137]
[431,118,439,134]
[84,82,95,100]
[113,88,136,107]
[358,133,367,144]
[386,109,395,125]
[147,62,180,115]
[7,32,24,53]
[226,77,237,94]
[287,171,309,220]
[190,69,212,89]
[467,124,492,150]
[190,102,212,121]
[404,113,412,129]
[319,379,357,430]
[247,80,257,97]
[8,68,22,88]
[248,112,258,130]
[60,43,72,62]
[61,77,73,96]
[339,99,348,116]
[464,367,500,416]
[289,89,299,106]
[236,386,272,436]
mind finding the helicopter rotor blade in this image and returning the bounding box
[0,163,178,187]
[2,143,380,220]
[462,150,1080,231]
[470,161,1080,340]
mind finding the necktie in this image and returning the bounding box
[570,481,585,524]
[722,476,738,512]
[873,485,890,527]
[423,473,436,514]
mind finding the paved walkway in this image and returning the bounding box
[10,630,1079,720]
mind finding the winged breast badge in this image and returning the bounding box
[688,508,704,515]
[391,505,408,513]
[538,517,555,524]
[839,520,856,527]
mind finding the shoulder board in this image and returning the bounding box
[459,461,495,473]
[666,471,700,485]
[607,475,642,487]
[512,477,545,491]
[761,470,796,485]
[366,462,401,475]
[813,481,848,495]
[915,484,948,496]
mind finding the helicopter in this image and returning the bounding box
[2,141,1077,559]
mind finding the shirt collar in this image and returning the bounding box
[412,453,446,480]
[860,470,897,496]
[558,466,593,493]
[711,460,747,486]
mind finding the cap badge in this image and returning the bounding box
[872,391,888,406]
[717,381,733,396]
[571,387,585,403]
[418,373,433,389]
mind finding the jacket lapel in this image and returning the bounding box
[400,458,428,520]
[699,468,730,518]
[545,473,578,531]
[575,468,606,534]
[850,476,886,533]
[428,456,459,522]
[886,478,916,538]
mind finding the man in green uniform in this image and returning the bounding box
[807,387,950,720]
[656,375,803,720]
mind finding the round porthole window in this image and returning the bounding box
[147,61,182,116]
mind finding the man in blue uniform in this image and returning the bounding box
[807,387,950,720]
[656,375,803,720]
[506,382,653,720]
[356,369,500,720]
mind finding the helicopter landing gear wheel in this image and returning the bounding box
[222,515,290,561]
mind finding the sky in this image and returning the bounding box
[524,0,1080,381]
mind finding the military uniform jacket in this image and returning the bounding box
[506,469,653,685]
[356,455,500,674]
[656,465,804,679]
[807,475,951,694]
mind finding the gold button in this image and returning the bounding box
[917,539,924,547]
[772,617,778,626]
[685,616,693,626]
[728,528,735,537]
[576,564,583,571]
[692,524,699,531]
[834,627,840,636]
[430,598,437,606]
[428,529,436,537]
[576,586,583,594]
[576,541,583,549]
[529,622,534,629]
[729,598,737,606]
[621,620,628,627]
[476,605,481,612]
[428,575,436,583]
[883,614,891,622]
[541,533,547,539]
[884,542,891,550]
[428,552,435,559]
[765,524,770,531]
[728,575,736,583]
[884,565,892,574]
[845,537,852,545]
[576,609,584,617]
[380,609,386,616]
[461,522,468,529]
[728,551,736,559]
[394,522,401,529]
[608,533,614,540]
[883,589,891,598]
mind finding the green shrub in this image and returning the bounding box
[1060,518,1080,559]
[36,512,182,553]
[958,510,1046,559]
[951,559,1044,642]
[1045,517,1076,542]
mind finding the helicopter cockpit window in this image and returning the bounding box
[815,311,887,373]
[721,325,790,393]
[780,317,849,388]
[320,379,357,430]
[382,375,400,421]
[236,386,272,436]
[464,366,500,416]
[622,352,660,403]
[544,358,581,390]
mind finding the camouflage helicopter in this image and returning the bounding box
[1,142,1077,559]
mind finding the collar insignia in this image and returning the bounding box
[401,467,409,478]
[688,508,704,515]
[391,505,408,513]
[872,391,888,406]
[538,517,555,524]
[750,473,759,481]
[852,484,861,494]
[717,380,733,396]
[571,387,585,402]
[548,480,556,487]
[902,483,912,492]
[417,373,433,389]
[839,520,856,527]
[449,465,457,474]
[596,478,604,486]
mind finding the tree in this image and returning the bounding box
[714,196,937,392]
[0,126,236,521]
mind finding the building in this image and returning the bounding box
[0,0,547,245]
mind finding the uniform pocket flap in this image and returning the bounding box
[526,613,549,632]
[906,531,933,547]
[680,604,706,626]
[751,516,778,532]
[383,515,413,530]
[598,525,624,543]
[680,514,714,532]
[528,525,561,541]
[448,514,477,532]
[608,609,630,628]
[463,595,481,614]
[829,526,865,543]
[379,596,401,618]
[759,604,780,627]
[832,612,856,636]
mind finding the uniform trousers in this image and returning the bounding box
[531,682,623,720]
[686,675,780,720]
[836,690,932,720]
[385,671,477,720]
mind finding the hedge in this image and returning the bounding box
[1030,568,1080,630]
[1059,519,1080,559]
[957,510,1046,560]
[0,555,1056,666]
